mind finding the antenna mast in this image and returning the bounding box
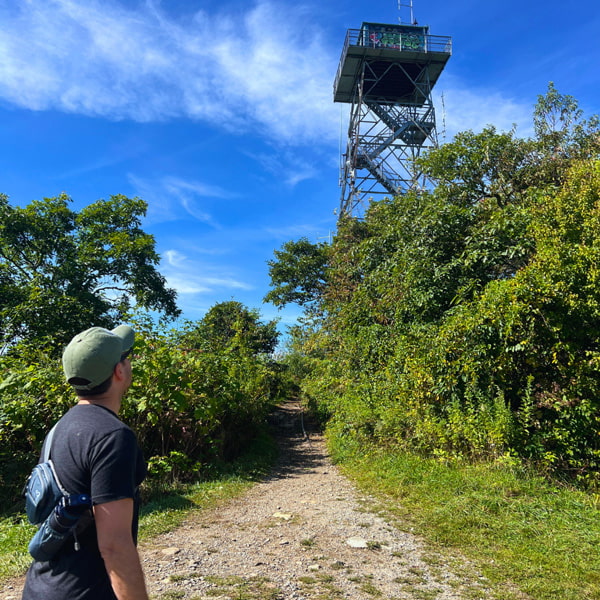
[398,0,415,25]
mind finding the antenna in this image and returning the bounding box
[441,91,447,142]
[398,0,416,25]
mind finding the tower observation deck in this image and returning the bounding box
[334,22,452,217]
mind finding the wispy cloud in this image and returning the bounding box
[264,222,335,242]
[161,250,253,298]
[434,82,534,140]
[128,173,233,226]
[247,150,319,187]
[202,277,253,290]
[165,275,212,295]
[57,148,145,179]
[0,1,536,149]
[164,249,187,268]
[0,0,339,145]
[164,272,253,296]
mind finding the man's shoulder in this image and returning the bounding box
[55,404,133,452]
[60,404,127,431]
[51,404,142,486]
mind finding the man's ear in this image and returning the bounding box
[113,360,127,382]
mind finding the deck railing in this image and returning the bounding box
[343,27,452,55]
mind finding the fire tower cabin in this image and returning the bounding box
[333,22,451,106]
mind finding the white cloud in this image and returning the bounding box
[0,0,340,145]
[0,1,538,150]
[165,274,211,295]
[164,249,187,268]
[434,82,534,140]
[264,223,335,242]
[161,242,254,301]
[247,150,319,187]
[161,255,253,297]
[202,277,253,290]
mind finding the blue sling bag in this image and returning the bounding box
[23,425,66,525]
[23,424,92,561]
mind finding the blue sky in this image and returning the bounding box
[0,0,599,335]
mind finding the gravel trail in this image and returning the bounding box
[1,400,495,600]
[140,401,494,600]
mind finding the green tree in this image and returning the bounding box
[181,301,279,356]
[0,193,179,351]
[530,82,600,185]
[417,126,534,205]
[534,82,600,154]
[264,237,329,311]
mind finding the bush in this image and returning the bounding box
[296,159,600,484]
[0,320,285,506]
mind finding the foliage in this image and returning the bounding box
[416,125,535,205]
[126,319,282,471]
[264,237,329,311]
[268,84,600,484]
[178,301,279,356]
[533,82,600,161]
[0,343,74,514]
[0,193,179,352]
[0,315,285,508]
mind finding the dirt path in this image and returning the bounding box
[2,401,494,600]
[140,402,493,600]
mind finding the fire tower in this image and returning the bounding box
[334,2,452,217]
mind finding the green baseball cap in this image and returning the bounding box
[62,325,135,391]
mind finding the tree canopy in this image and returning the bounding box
[180,300,279,356]
[0,193,179,351]
[266,84,600,483]
[264,237,329,312]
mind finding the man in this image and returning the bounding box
[22,325,149,600]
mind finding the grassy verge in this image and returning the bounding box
[333,442,600,600]
[0,516,36,581]
[0,430,278,582]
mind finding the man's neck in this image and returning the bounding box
[77,395,121,415]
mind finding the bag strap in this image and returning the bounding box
[41,423,69,496]
[41,423,58,463]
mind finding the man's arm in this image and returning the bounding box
[94,498,149,600]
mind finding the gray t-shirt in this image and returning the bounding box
[22,403,147,600]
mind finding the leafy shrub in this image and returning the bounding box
[286,108,600,484]
[0,319,285,506]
